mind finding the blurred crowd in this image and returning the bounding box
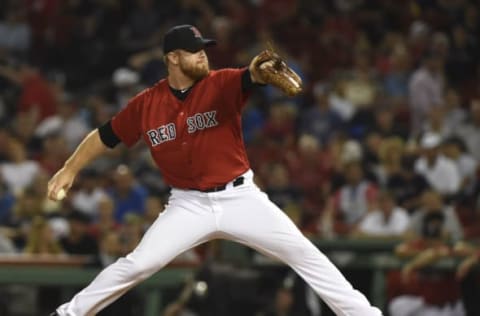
[0,0,480,315]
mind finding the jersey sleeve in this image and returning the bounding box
[216,68,251,112]
[111,92,144,148]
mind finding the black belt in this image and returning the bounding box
[193,176,245,193]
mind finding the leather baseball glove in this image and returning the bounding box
[250,48,303,97]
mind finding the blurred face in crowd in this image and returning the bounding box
[390,46,410,72]
[98,197,115,221]
[427,107,445,128]
[168,49,210,81]
[379,139,404,166]
[314,90,329,110]
[298,134,320,161]
[421,190,443,213]
[442,142,461,160]
[366,132,382,155]
[377,192,395,216]
[113,165,134,192]
[7,139,26,162]
[375,109,393,131]
[422,146,438,162]
[345,162,363,185]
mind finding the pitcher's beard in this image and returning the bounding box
[180,62,209,81]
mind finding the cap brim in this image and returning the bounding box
[184,38,217,53]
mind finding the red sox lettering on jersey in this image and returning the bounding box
[146,111,218,146]
[146,123,176,146]
[110,68,250,190]
[186,111,218,133]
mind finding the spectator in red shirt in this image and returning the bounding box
[0,63,57,123]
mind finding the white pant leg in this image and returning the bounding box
[214,183,383,316]
[452,300,466,316]
[57,191,217,316]
[388,295,424,316]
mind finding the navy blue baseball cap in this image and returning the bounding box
[163,25,216,54]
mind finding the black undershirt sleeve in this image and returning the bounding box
[242,68,265,92]
[98,120,121,148]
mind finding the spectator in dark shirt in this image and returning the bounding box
[387,155,429,212]
[60,210,98,256]
[300,84,343,146]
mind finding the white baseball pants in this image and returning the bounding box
[56,170,382,316]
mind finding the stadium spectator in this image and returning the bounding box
[408,51,445,135]
[0,3,31,59]
[414,132,461,196]
[387,154,429,212]
[454,98,480,161]
[408,190,464,243]
[353,191,410,239]
[328,77,356,122]
[300,83,343,146]
[34,92,89,151]
[453,241,480,316]
[422,107,452,139]
[90,195,119,240]
[0,178,15,226]
[442,137,478,197]
[108,164,148,223]
[0,63,57,124]
[388,190,465,316]
[443,88,467,133]
[36,132,69,176]
[0,138,41,195]
[24,216,62,255]
[59,210,98,256]
[264,163,302,225]
[97,229,121,268]
[70,169,107,220]
[372,137,405,187]
[323,161,378,236]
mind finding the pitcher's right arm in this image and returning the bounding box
[47,129,109,201]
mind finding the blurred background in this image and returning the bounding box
[0,0,479,315]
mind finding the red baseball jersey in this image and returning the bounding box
[111,68,251,190]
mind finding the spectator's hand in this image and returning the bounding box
[47,166,76,201]
[453,241,476,256]
[163,302,184,316]
[456,255,479,280]
[401,262,416,283]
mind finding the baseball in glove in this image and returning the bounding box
[250,47,303,97]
